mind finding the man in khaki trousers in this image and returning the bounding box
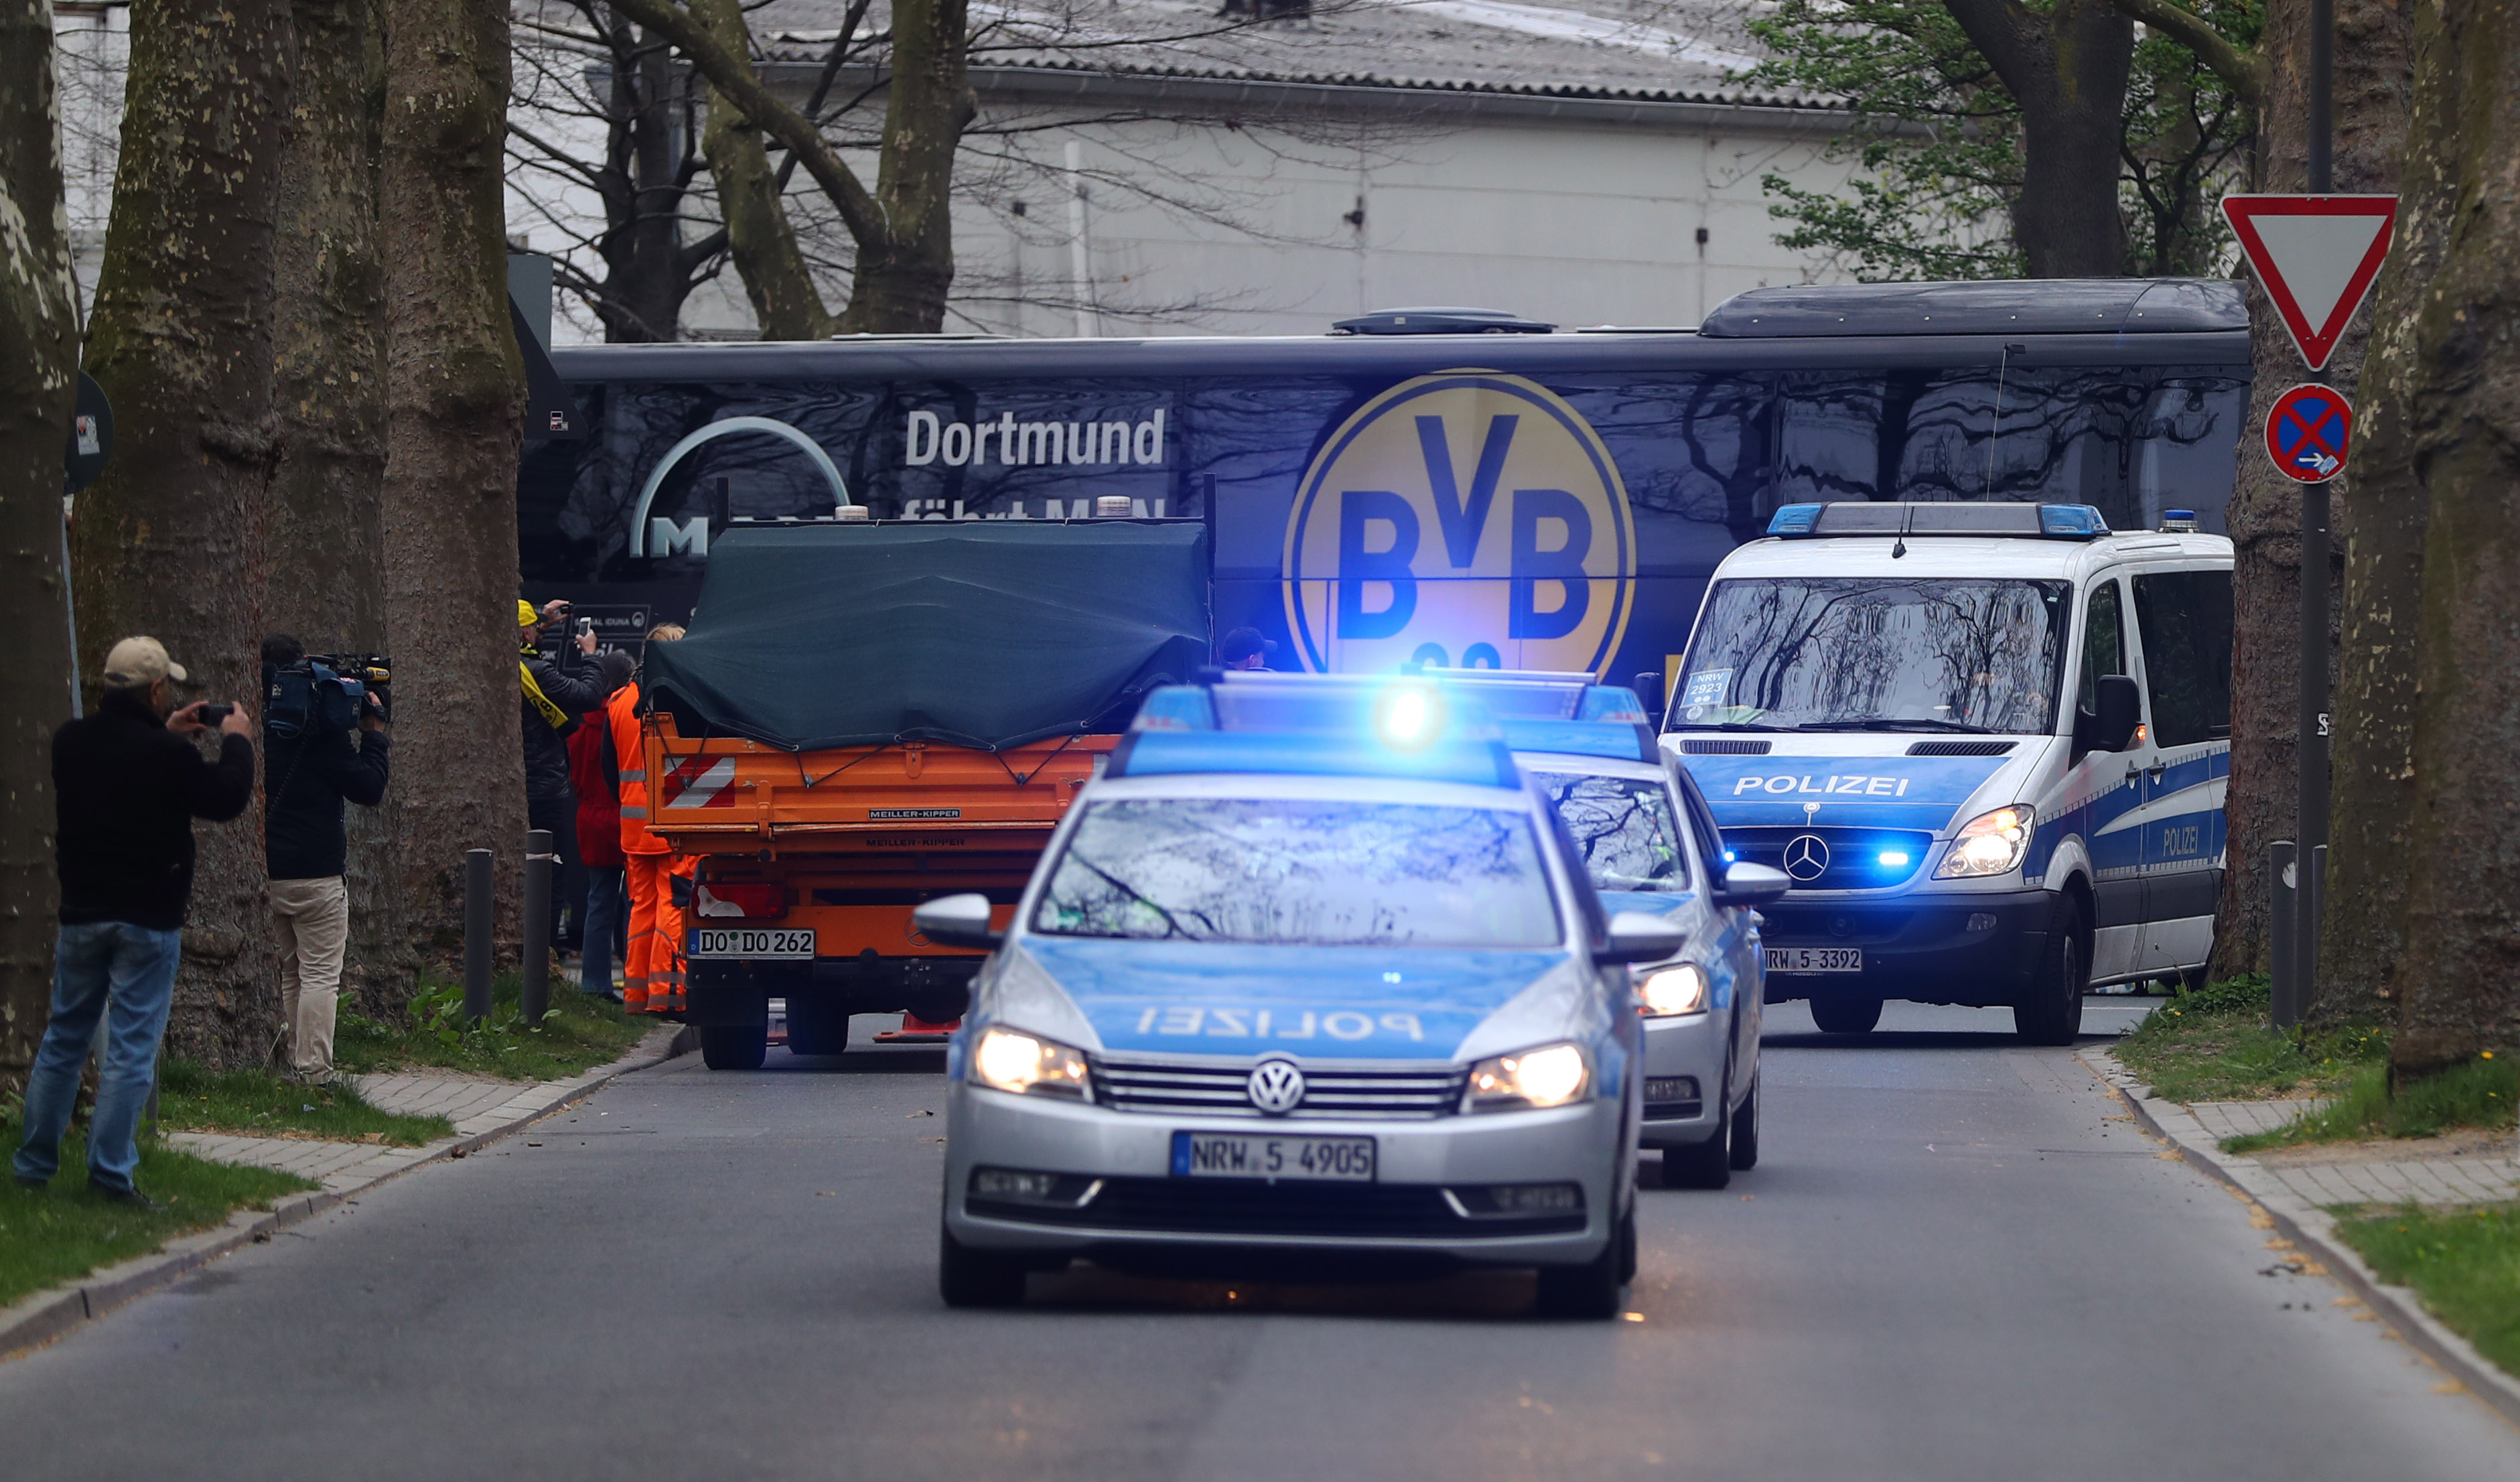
[261,635,392,1084]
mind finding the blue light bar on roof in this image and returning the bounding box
[1766,501,2113,541]
[1105,730,1521,788]
[1766,504,1825,536]
[1500,718,1658,764]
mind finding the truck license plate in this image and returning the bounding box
[1765,947,1862,973]
[1171,1132,1377,1183]
[689,927,815,960]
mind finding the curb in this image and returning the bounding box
[2079,1046,2520,1430]
[0,1022,699,1363]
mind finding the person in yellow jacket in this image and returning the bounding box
[610,624,693,1014]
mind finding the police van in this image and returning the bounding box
[918,673,1690,1318]
[1658,502,2233,1043]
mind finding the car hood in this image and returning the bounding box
[1675,752,2016,832]
[1011,937,1575,1061]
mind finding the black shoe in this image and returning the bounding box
[89,1183,163,1211]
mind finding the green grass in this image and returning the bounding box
[151,1060,452,1146]
[2224,1055,2519,1154]
[2332,1204,2520,1379]
[334,970,650,1082]
[2112,973,2387,1103]
[0,1122,316,1310]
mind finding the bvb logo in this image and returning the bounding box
[1281,373,1636,675]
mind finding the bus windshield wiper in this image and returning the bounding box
[1796,718,1998,734]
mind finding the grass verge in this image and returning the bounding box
[0,1123,316,1312]
[2111,974,2385,1103]
[334,971,650,1082]
[2223,1055,2517,1154]
[2332,1203,2520,1380]
[151,1061,452,1146]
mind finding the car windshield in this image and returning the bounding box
[1530,772,1689,893]
[1670,576,2071,734]
[1031,798,1562,947]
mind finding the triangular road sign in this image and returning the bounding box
[2220,195,2398,371]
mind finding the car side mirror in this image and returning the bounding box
[1596,911,1688,966]
[1713,861,1791,908]
[912,892,1001,951]
[2078,673,2142,754]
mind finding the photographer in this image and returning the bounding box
[520,600,601,948]
[261,634,391,1085]
[15,637,252,1207]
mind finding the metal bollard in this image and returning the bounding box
[2269,840,2299,1028]
[464,848,494,1025]
[2308,844,2328,1015]
[522,829,555,1024]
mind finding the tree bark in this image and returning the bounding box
[269,0,410,1017]
[593,8,703,342]
[378,0,529,959]
[690,0,832,339]
[0,0,84,1093]
[71,0,294,1066]
[1941,0,2135,276]
[2211,0,2409,986]
[835,0,969,332]
[2381,0,2520,1075]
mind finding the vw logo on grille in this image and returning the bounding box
[1247,1058,1306,1116]
[1782,833,1831,883]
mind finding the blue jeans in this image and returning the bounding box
[580,866,626,998]
[13,921,182,1193]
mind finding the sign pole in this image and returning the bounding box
[2288,0,2336,1028]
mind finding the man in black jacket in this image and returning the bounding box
[520,600,602,949]
[15,636,253,1207]
[261,634,391,1085]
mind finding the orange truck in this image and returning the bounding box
[637,519,1210,1069]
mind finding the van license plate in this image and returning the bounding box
[689,927,815,959]
[1766,947,1862,973]
[1172,1132,1376,1183]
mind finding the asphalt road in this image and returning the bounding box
[4,999,2513,1481]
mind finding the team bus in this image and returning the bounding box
[522,278,2248,688]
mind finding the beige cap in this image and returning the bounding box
[101,636,188,688]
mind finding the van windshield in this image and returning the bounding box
[1670,576,2072,734]
[1032,799,1562,947]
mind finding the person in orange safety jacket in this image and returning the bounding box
[610,624,693,1014]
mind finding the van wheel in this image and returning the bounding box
[938,1224,1028,1308]
[2014,894,2089,1046]
[1809,996,1884,1034]
[1729,1075,1761,1171]
[699,1022,768,1070]
[1535,1206,1629,1320]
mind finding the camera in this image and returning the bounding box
[264,653,391,738]
[198,702,234,726]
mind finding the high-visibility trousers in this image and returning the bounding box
[624,852,695,1014]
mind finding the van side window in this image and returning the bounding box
[2077,578,2127,717]
[2133,569,2234,746]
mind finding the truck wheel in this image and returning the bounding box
[939,1224,1028,1308]
[2014,894,2089,1046]
[786,998,849,1057]
[1729,1074,1761,1171]
[1535,1206,1629,1321]
[1809,996,1884,1034]
[699,1022,768,1070]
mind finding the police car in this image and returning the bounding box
[1442,671,1787,1191]
[918,674,1684,1318]
[1659,502,2233,1044]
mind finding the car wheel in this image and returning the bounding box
[1535,1205,1628,1320]
[1809,996,1884,1034]
[2014,893,2089,1046]
[1729,1074,1760,1171]
[699,1022,768,1071]
[786,997,849,1056]
[938,1223,1028,1308]
[1659,1067,1733,1189]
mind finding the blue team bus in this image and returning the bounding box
[522,279,2248,687]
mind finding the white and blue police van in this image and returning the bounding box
[918,673,1691,1319]
[1658,502,2233,1043]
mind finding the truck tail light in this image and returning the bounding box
[696,883,787,919]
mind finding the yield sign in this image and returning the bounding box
[2221,195,2398,371]
[2264,383,2353,484]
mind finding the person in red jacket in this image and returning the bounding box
[568,650,635,1000]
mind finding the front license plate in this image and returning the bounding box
[688,927,815,960]
[1171,1131,1377,1183]
[1766,946,1863,973]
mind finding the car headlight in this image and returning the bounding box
[1935,805,2035,879]
[1635,962,1710,1017]
[1464,1042,1592,1112]
[971,1026,1090,1099]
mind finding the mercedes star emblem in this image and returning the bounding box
[1782,833,1831,883]
[1247,1057,1306,1116]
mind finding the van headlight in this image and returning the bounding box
[971,1026,1090,1099]
[1934,805,2034,879]
[1464,1042,1592,1112]
[1635,962,1710,1017]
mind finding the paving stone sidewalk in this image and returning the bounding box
[2171,1091,2520,1210]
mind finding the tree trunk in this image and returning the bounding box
[594,9,701,343]
[2382,0,2520,1076]
[269,0,409,1018]
[835,0,970,331]
[71,0,294,1067]
[378,0,528,960]
[2212,0,2409,987]
[0,0,84,1093]
[691,0,832,340]
[1943,0,2134,277]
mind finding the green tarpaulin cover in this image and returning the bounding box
[643,521,1211,752]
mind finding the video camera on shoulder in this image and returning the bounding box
[264,653,391,738]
